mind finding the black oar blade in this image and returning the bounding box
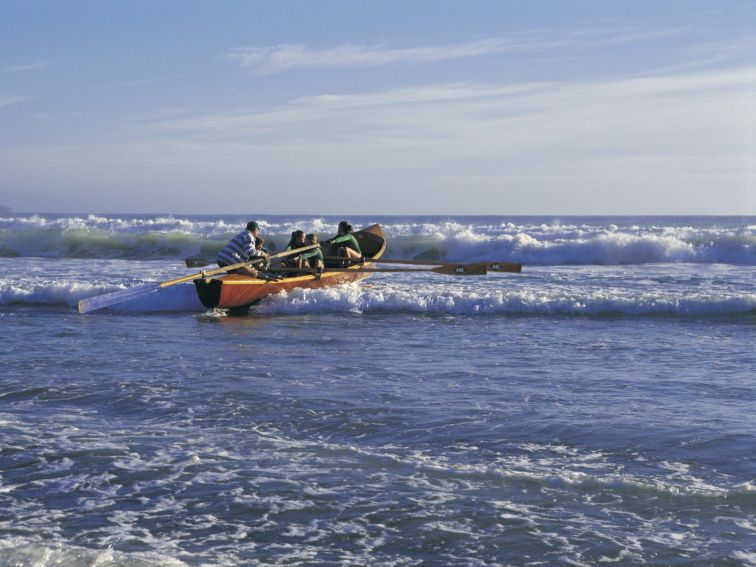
[77,283,160,314]
[486,261,522,273]
[430,263,488,276]
[185,256,210,268]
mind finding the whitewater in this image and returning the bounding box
[0,214,754,566]
[1,214,754,265]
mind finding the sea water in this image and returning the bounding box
[0,215,754,566]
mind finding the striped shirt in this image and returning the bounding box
[217,230,263,267]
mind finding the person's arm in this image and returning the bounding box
[247,234,269,264]
[334,234,361,253]
[345,234,361,254]
[301,248,325,261]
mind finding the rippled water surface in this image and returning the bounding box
[1,216,754,565]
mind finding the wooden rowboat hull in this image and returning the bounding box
[194,224,386,309]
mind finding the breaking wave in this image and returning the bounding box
[252,283,756,317]
[0,279,204,312]
[5,278,753,318]
[0,214,753,265]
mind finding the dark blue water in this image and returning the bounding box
[0,215,754,565]
[1,306,754,565]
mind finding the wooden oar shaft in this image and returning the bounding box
[324,256,522,273]
[77,244,320,314]
[160,244,318,288]
[273,267,434,273]
[271,262,487,276]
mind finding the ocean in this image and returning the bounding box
[0,214,754,566]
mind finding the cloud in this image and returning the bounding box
[100,72,191,89]
[150,65,755,146]
[0,95,27,109]
[3,66,754,214]
[3,61,50,73]
[226,39,518,73]
[225,28,687,74]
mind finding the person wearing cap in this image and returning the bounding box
[216,221,269,277]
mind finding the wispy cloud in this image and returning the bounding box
[152,65,754,140]
[648,37,756,75]
[100,72,191,89]
[132,108,190,122]
[226,28,686,74]
[227,39,518,74]
[0,95,27,109]
[4,66,752,214]
[4,61,50,73]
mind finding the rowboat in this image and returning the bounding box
[78,224,518,314]
[194,224,387,309]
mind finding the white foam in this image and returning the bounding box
[0,277,204,312]
[252,281,756,317]
[0,540,188,567]
[1,214,753,265]
[732,551,756,567]
[5,270,751,317]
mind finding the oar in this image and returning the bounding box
[324,256,522,273]
[184,251,277,269]
[271,262,488,276]
[185,255,210,268]
[77,244,319,314]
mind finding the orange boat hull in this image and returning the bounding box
[194,224,385,309]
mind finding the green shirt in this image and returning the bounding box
[301,248,323,261]
[333,234,361,254]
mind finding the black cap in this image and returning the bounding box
[246,221,260,232]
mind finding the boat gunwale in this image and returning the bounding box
[207,224,386,287]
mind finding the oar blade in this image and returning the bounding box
[77,283,160,314]
[430,262,488,276]
[486,261,522,273]
[185,256,210,268]
[333,256,522,273]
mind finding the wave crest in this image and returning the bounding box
[1,214,754,265]
[253,283,756,317]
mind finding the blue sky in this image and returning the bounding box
[1,0,754,214]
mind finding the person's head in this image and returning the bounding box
[290,229,305,246]
[337,220,349,235]
[305,233,318,245]
[255,236,265,250]
[246,221,260,235]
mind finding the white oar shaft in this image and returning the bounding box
[77,244,319,313]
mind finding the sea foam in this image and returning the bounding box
[252,283,756,317]
[1,214,753,265]
[2,271,755,316]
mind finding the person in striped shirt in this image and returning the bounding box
[217,221,269,277]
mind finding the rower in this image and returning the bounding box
[255,237,271,270]
[283,230,306,269]
[216,221,269,277]
[330,221,362,261]
[301,234,324,270]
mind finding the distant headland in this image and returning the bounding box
[0,205,12,213]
